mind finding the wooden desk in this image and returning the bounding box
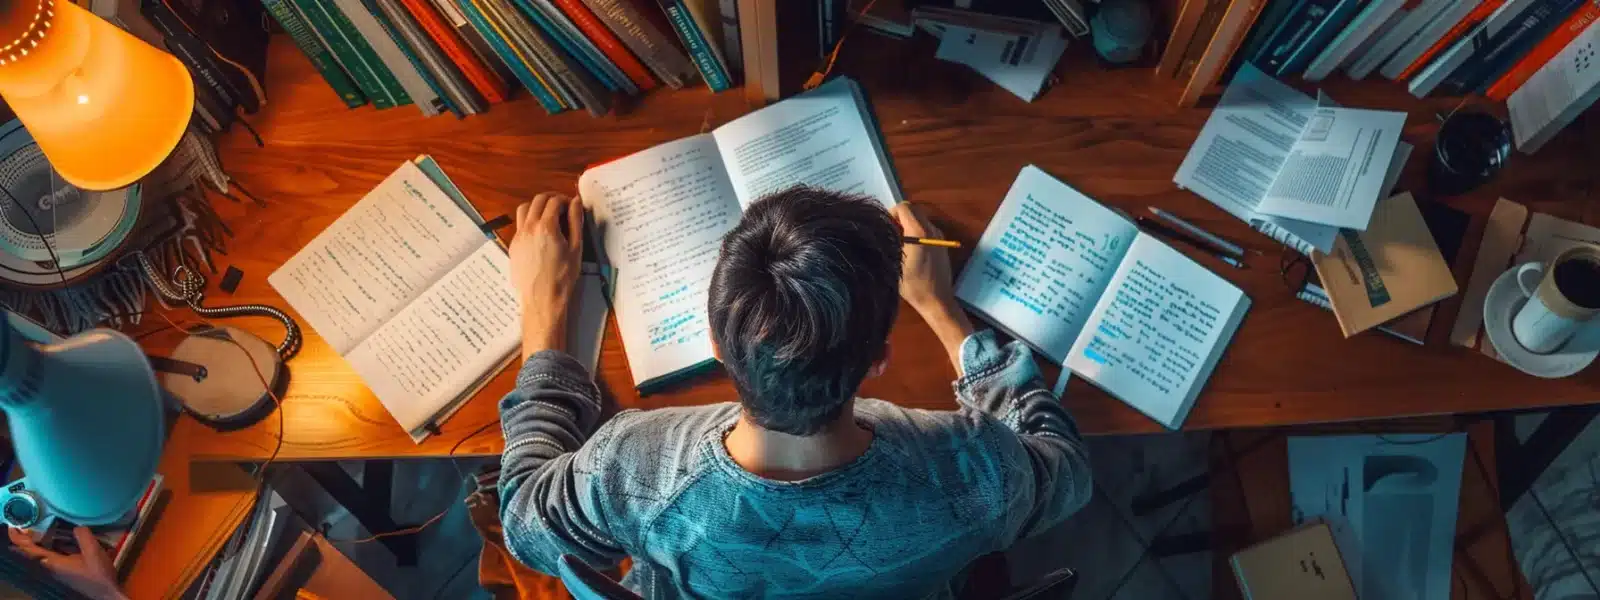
[121,31,1599,597]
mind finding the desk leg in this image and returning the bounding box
[301,462,420,566]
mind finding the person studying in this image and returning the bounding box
[956,166,1252,429]
[578,76,902,391]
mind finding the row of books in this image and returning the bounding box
[1161,0,1600,114]
[258,0,755,117]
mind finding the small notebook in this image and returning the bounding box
[955,166,1251,429]
[270,157,610,441]
[1231,522,1358,600]
[1311,192,1458,338]
[577,76,900,392]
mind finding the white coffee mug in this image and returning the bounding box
[1511,247,1600,353]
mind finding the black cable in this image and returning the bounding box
[0,184,69,288]
[1377,432,1456,445]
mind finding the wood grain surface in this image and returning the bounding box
[142,33,1600,463]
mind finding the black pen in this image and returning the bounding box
[1135,217,1247,269]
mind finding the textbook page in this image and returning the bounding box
[954,165,1139,364]
[578,134,741,387]
[269,162,489,355]
[1173,64,1339,254]
[1257,106,1405,230]
[713,77,902,208]
[1065,234,1250,429]
[345,241,521,439]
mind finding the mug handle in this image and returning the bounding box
[1516,262,1544,298]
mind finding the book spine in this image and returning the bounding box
[290,0,403,107]
[1396,0,1506,80]
[1279,0,1365,76]
[1225,0,1298,80]
[490,0,612,114]
[319,0,416,106]
[551,0,659,90]
[1380,0,1486,80]
[363,0,461,116]
[432,0,521,85]
[1407,0,1545,96]
[1346,0,1450,79]
[582,0,696,88]
[332,0,438,113]
[516,0,631,93]
[717,0,742,77]
[1305,0,1405,81]
[164,0,269,113]
[141,1,240,111]
[1509,18,1600,152]
[402,0,512,102]
[457,0,566,111]
[263,0,368,107]
[475,0,577,107]
[1251,1,1313,74]
[659,0,729,90]
[1457,0,1593,93]
[1487,1,1600,99]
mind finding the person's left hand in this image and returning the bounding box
[509,193,585,357]
[8,526,128,600]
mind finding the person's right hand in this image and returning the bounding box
[891,203,957,315]
[9,526,128,600]
[509,193,585,358]
[890,203,974,372]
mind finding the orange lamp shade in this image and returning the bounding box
[0,0,194,191]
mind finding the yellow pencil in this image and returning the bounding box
[903,236,962,249]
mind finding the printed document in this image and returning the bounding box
[1257,106,1405,230]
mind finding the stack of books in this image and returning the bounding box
[1161,0,1600,145]
[249,0,758,117]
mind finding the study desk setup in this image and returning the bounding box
[1,0,1599,598]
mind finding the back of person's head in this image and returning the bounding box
[708,187,902,436]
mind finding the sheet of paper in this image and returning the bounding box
[344,241,521,436]
[578,134,739,386]
[268,162,488,355]
[1288,434,1466,600]
[935,25,1067,101]
[713,77,901,208]
[1172,64,1340,254]
[954,165,1139,363]
[1257,106,1406,230]
[1065,234,1248,428]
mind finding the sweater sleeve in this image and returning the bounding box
[954,329,1093,544]
[496,349,624,573]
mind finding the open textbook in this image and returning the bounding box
[956,166,1251,429]
[578,77,901,391]
[1175,65,1408,254]
[270,158,611,441]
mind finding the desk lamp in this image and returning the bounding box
[0,0,192,528]
[0,0,195,191]
[0,316,164,528]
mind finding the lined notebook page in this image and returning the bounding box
[579,134,740,387]
[343,241,521,437]
[1065,234,1249,428]
[269,162,487,354]
[954,165,1139,363]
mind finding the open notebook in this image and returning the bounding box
[269,157,610,441]
[578,76,901,392]
[955,166,1251,429]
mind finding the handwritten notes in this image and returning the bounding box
[579,135,740,385]
[269,162,485,354]
[1066,235,1248,428]
[954,165,1139,362]
[346,242,520,434]
[715,78,900,208]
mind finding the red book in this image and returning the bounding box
[397,0,511,103]
[1396,0,1506,81]
[1486,3,1600,100]
[550,0,659,91]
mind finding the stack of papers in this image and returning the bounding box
[913,8,1067,102]
[1174,65,1410,254]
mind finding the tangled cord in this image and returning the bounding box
[133,251,302,359]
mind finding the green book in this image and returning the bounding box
[290,0,411,108]
[262,0,367,108]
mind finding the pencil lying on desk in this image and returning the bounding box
[904,236,962,248]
